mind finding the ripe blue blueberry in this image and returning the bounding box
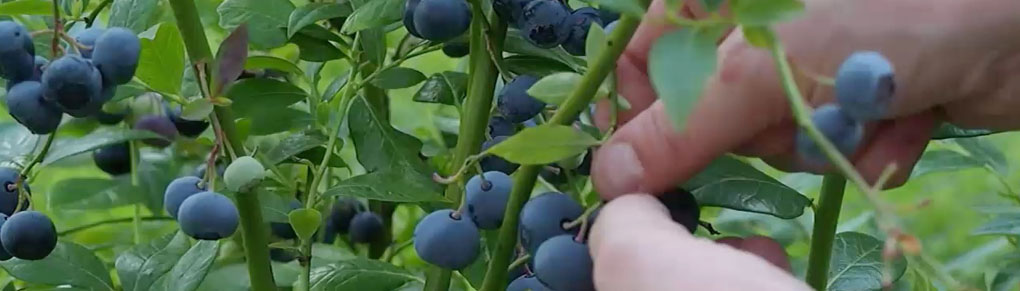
[0,214,10,261]
[92,27,141,85]
[349,211,384,243]
[442,42,469,58]
[520,0,570,48]
[480,136,520,174]
[597,8,619,24]
[94,106,128,125]
[177,191,240,240]
[493,0,532,27]
[134,115,178,148]
[658,188,700,233]
[0,21,35,84]
[321,219,338,244]
[412,0,471,42]
[165,103,209,137]
[92,142,130,176]
[465,171,512,229]
[497,75,545,123]
[834,51,895,121]
[560,8,602,56]
[507,274,553,291]
[0,168,29,216]
[163,176,206,219]
[519,192,583,253]
[271,199,301,239]
[41,55,104,117]
[795,104,864,164]
[534,235,593,291]
[6,81,62,134]
[330,198,364,234]
[403,0,422,38]
[412,209,480,269]
[74,27,105,58]
[488,116,516,137]
[32,56,47,81]
[0,211,57,260]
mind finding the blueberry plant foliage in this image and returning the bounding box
[0,0,1011,290]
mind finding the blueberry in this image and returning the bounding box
[465,171,512,229]
[321,219,338,244]
[412,0,472,42]
[164,103,209,138]
[403,0,422,38]
[0,214,10,261]
[163,176,206,219]
[134,115,178,148]
[0,168,29,216]
[520,0,570,48]
[561,8,602,56]
[269,248,297,262]
[657,188,699,233]
[92,27,141,85]
[92,142,130,176]
[480,136,520,174]
[795,104,863,164]
[74,27,105,58]
[0,211,56,260]
[330,198,364,234]
[507,274,553,291]
[93,106,128,125]
[497,75,544,123]
[493,0,534,28]
[834,51,895,121]
[519,192,583,253]
[40,55,104,117]
[6,81,62,134]
[0,21,35,84]
[488,116,517,137]
[349,211,384,244]
[597,8,619,24]
[533,235,593,291]
[412,209,480,269]
[442,42,469,58]
[192,162,226,179]
[32,56,47,81]
[177,191,240,240]
[271,199,301,239]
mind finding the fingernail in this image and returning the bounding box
[594,143,644,197]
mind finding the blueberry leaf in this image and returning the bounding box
[485,125,600,165]
[910,150,985,179]
[115,232,191,291]
[370,67,426,89]
[648,27,725,130]
[163,239,219,291]
[731,0,804,26]
[0,122,36,162]
[341,0,403,33]
[48,177,139,210]
[181,98,214,121]
[263,131,329,165]
[227,78,307,117]
[245,56,303,76]
[217,0,294,49]
[503,55,575,77]
[685,155,810,219]
[323,166,448,203]
[290,33,345,62]
[289,208,323,242]
[527,72,583,106]
[585,22,607,58]
[504,33,586,71]
[42,127,163,165]
[0,0,52,16]
[215,24,250,96]
[973,214,1020,236]
[287,3,353,38]
[136,23,185,95]
[954,137,1009,175]
[1,241,114,290]
[931,123,1000,140]
[108,0,160,33]
[413,71,468,105]
[827,232,907,290]
[309,258,424,290]
[741,25,774,48]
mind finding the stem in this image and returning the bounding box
[130,140,142,244]
[21,133,56,175]
[50,0,61,57]
[58,216,175,236]
[806,175,847,290]
[85,0,112,27]
[477,11,646,291]
[167,0,275,289]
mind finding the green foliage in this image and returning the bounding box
[648,27,725,129]
[485,125,600,165]
[826,232,906,290]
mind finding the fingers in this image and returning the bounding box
[589,194,810,291]
[851,110,937,187]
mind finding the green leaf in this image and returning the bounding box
[290,33,344,62]
[649,27,723,130]
[48,177,137,210]
[370,67,426,89]
[227,78,307,117]
[931,123,999,140]
[827,232,907,290]
[485,125,599,165]
[973,214,1020,236]
[732,0,804,25]
[324,166,447,203]
[288,3,352,38]
[585,22,606,57]
[181,99,214,121]
[954,137,1008,175]
[115,232,191,291]
[503,55,575,77]
[43,128,163,165]
[247,108,314,136]
[289,208,322,241]
[136,23,185,95]
[217,0,295,49]
[587,0,645,17]
[136,156,179,213]
[910,150,985,178]
[107,0,161,33]
[700,0,724,12]
[347,97,425,172]
[685,156,810,219]
[1,241,114,290]
[309,258,424,291]
[0,0,50,15]
[526,72,583,106]
[245,55,303,76]
[163,240,219,291]
[214,25,250,96]
[741,25,775,48]
[0,123,36,163]
[412,71,468,105]
[504,33,585,71]
[264,131,328,165]
[198,262,302,290]
[291,146,346,167]
[341,0,403,33]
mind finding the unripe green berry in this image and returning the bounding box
[224,156,265,192]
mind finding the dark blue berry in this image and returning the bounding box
[165,103,209,138]
[92,142,130,176]
[533,235,593,291]
[349,211,384,243]
[92,28,140,85]
[465,171,512,229]
[134,115,178,148]
[6,81,62,134]
[497,75,544,123]
[412,209,480,269]
[834,51,895,121]
[520,0,570,48]
[0,214,10,261]
[488,116,517,137]
[41,55,104,117]
[795,104,863,164]
[0,168,29,216]
[0,21,35,84]
[330,198,364,234]
[74,27,105,58]
[404,0,422,37]
[1,211,56,260]
[442,42,469,58]
[493,0,533,27]
[163,176,206,219]
[412,0,472,42]
[508,274,553,291]
[177,191,239,240]
[519,192,582,253]
[561,8,602,56]
[480,136,520,174]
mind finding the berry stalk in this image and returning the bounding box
[805,174,847,290]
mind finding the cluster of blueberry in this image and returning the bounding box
[403,0,472,58]
[795,51,895,163]
[2,21,140,135]
[267,198,387,262]
[0,168,57,261]
[494,0,617,55]
[91,100,210,177]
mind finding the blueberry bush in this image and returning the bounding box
[0,0,1012,290]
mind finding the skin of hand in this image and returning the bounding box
[587,0,1020,290]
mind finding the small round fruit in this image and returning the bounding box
[403,0,422,37]
[192,162,225,179]
[92,142,131,176]
[442,42,469,58]
[412,209,480,269]
[479,136,520,174]
[492,0,533,27]
[223,156,266,192]
[74,27,106,58]
[177,192,240,240]
[330,198,364,234]
[0,214,10,261]
[94,107,128,125]
[497,75,544,123]
[0,21,35,83]
[0,211,57,260]
[597,8,619,24]
[657,188,700,233]
[488,116,516,137]
[5,81,62,134]
[271,199,301,239]
[519,192,583,253]
[795,104,863,164]
[163,176,206,219]
[32,56,47,81]
[165,103,209,137]
[412,0,472,42]
[133,115,178,147]
[465,171,512,229]
[533,234,593,291]
[507,274,552,291]
[41,55,104,117]
[835,51,895,121]
[0,168,29,216]
[520,0,570,48]
[92,27,141,85]
[560,8,601,56]
[349,211,384,244]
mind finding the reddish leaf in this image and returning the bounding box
[215,24,249,96]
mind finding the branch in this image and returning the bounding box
[805,175,846,290]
